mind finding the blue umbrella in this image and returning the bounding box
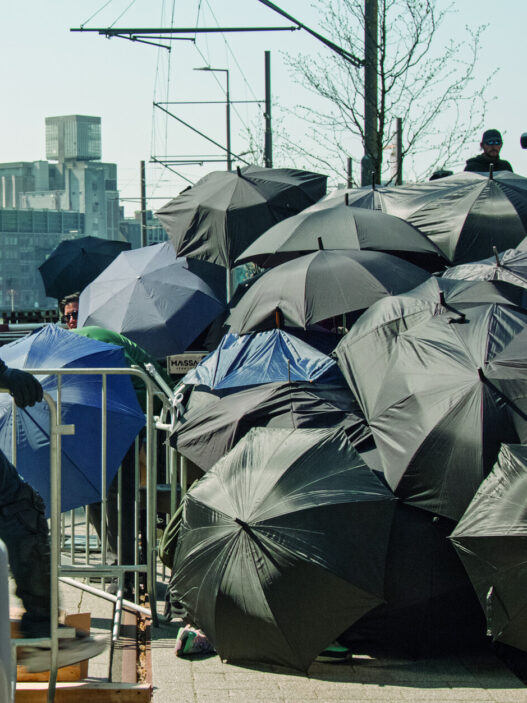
[181,330,343,390]
[78,242,226,358]
[0,325,145,515]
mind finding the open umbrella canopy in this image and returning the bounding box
[181,330,342,390]
[450,444,527,652]
[0,324,145,514]
[404,171,527,265]
[38,236,131,300]
[236,200,447,271]
[323,179,455,216]
[156,165,327,269]
[78,241,225,358]
[327,172,527,265]
[443,246,527,288]
[342,503,485,656]
[225,249,429,334]
[335,277,527,417]
[346,304,527,520]
[170,381,371,472]
[169,426,396,671]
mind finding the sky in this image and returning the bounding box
[2,0,527,216]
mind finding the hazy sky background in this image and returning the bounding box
[2,1,526,215]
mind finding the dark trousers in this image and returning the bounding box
[0,450,51,637]
[87,442,136,569]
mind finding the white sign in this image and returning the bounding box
[167,352,207,375]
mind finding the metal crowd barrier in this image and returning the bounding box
[5,366,176,702]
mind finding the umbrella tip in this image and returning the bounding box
[317,236,324,250]
[275,307,283,329]
[478,367,486,382]
[493,246,501,266]
[236,166,242,177]
[371,171,376,190]
[489,163,494,180]
[234,517,251,533]
[345,192,349,206]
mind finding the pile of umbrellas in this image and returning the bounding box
[34,165,527,669]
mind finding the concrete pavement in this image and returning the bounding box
[149,613,527,703]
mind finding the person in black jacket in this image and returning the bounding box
[464,129,513,173]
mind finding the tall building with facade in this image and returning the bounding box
[0,115,121,310]
[119,208,167,249]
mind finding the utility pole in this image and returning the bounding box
[225,72,232,171]
[395,117,403,185]
[140,160,148,247]
[361,0,378,186]
[264,51,273,168]
[347,157,353,188]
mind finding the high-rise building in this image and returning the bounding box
[119,208,167,249]
[0,115,121,309]
[45,115,101,162]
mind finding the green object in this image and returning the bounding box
[315,642,350,663]
[169,426,396,671]
[73,326,173,407]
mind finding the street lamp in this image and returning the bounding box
[194,66,232,171]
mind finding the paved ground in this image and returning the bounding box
[10,576,527,702]
[149,609,527,703]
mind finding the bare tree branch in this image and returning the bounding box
[277,0,494,183]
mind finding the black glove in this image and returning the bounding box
[0,367,44,408]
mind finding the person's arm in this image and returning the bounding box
[0,359,43,408]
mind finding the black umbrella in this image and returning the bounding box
[156,165,327,269]
[323,179,455,216]
[38,235,131,300]
[339,303,527,520]
[404,171,527,265]
[342,503,486,656]
[170,382,371,472]
[335,277,527,418]
[236,201,447,271]
[225,249,429,334]
[169,426,396,671]
[329,172,527,265]
[450,444,527,652]
[443,246,527,289]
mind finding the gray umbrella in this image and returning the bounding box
[226,249,429,334]
[336,303,527,520]
[236,200,447,271]
[78,241,225,358]
[334,277,527,418]
[443,246,527,288]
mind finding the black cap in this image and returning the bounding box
[429,169,453,181]
[481,129,502,144]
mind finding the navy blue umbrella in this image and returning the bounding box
[0,325,145,514]
[78,242,226,358]
[181,330,343,390]
[38,235,131,300]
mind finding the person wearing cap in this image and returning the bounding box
[464,129,513,173]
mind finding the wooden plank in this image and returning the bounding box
[15,682,152,703]
[13,613,91,682]
[116,607,138,684]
